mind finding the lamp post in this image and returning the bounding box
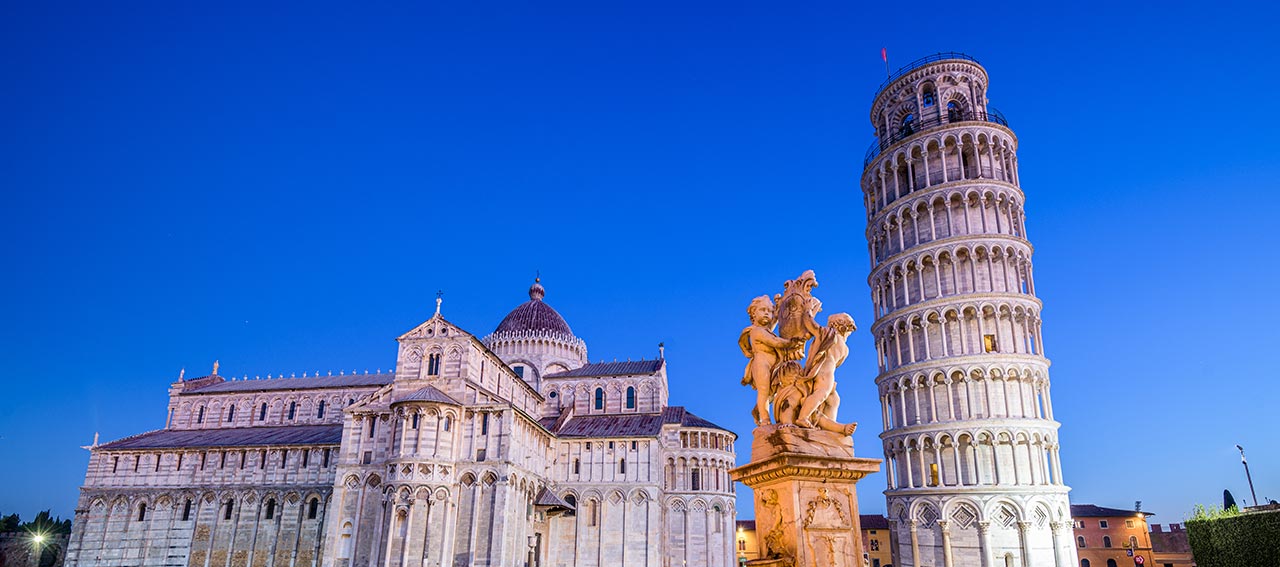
[1236,444,1258,507]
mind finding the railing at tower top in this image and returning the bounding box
[874,52,981,100]
[862,108,1009,169]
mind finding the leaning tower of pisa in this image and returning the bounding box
[860,54,1076,567]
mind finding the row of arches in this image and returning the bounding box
[874,302,1045,373]
[881,365,1054,428]
[544,379,663,415]
[871,243,1036,320]
[664,455,735,493]
[884,429,1065,490]
[74,490,331,567]
[888,494,1074,567]
[94,446,336,488]
[865,129,1018,217]
[869,187,1027,264]
[175,390,374,430]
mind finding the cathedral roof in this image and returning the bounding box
[98,425,343,450]
[396,385,461,405]
[543,359,663,378]
[491,279,574,337]
[184,373,393,394]
[539,406,731,437]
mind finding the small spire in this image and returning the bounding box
[179,368,185,381]
[658,342,665,359]
[212,360,219,376]
[92,432,99,447]
[435,290,443,315]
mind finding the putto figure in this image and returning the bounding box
[740,270,858,435]
[739,295,803,426]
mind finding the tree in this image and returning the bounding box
[0,513,19,532]
[1224,489,1238,511]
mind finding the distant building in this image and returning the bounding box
[1071,504,1155,567]
[735,516,892,566]
[1148,523,1195,567]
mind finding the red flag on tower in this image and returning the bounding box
[881,47,887,62]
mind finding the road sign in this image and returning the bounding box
[1135,555,1145,565]
[1127,549,1134,557]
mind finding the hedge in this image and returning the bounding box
[1185,508,1280,567]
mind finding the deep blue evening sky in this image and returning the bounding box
[3,1,1278,522]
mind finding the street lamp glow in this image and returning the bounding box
[32,534,46,544]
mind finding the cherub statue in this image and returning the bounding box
[795,313,858,435]
[739,296,802,426]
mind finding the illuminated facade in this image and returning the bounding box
[65,281,736,567]
[861,53,1076,567]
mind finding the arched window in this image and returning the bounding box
[226,405,235,422]
[1077,536,1086,548]
[1129,536,1138,548]
[573,459,581,474]
[317,400,325,419]
[922,87,936,107]
[308,499,319,519]
[182,500,192,521]
[626,386,636,409]
[619,458,626,474]
[265,499,276,520]
[594,388,604,410]
[224,500,234,520]
[563,494,577,517]
[948,101,963,122]
[288,402,297,420]
[1103,536,1112,548]
[443,416,452,431]
[691,469,701,491]
[259,403,268,421]
[137,503,147,521]
[1106,561,1117,567]
[900,113,916,136]
[197,406,205,424]
[1080,560,1090,567]
[427,353,441,375]
[411,414,420,429]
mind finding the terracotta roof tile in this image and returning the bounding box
[98,425,343,450]
[545,360,663,378]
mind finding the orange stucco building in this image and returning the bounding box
[1072,504,1156,567]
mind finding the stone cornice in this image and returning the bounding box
[729,453,882,486]
[877,417,1063,440]
[864,178,1025,228]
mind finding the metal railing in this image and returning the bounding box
[862,108,1009,168]
[874,52,981,100]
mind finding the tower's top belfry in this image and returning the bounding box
[864,53,1010,199]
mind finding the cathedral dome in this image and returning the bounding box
[492,280,573,336]
[482,278,588,383]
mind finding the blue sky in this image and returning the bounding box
[2,0,1278,523]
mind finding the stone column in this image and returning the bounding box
[1049,521,1064,567]
[938,520,954,567]
[976,521,992,567]
[908,520,920,567]
[1017,521,1032,567]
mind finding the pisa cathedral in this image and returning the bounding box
[861,54,1077,566]
[65,280,738,567]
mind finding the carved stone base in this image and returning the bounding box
[731,443,881,567]
[752,424,856,461]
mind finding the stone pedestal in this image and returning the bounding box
[731,425,881,567]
